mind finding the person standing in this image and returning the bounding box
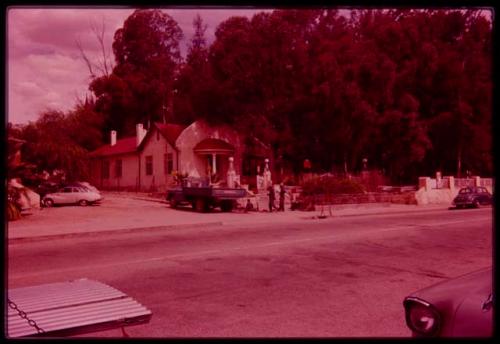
[279,183,286,211]
[245,199,254,212]
[268,185,276,212]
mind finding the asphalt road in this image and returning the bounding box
[7,207,493,338]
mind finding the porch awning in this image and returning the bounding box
[193,138,235,155]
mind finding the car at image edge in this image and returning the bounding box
[403,266,493,337]
[451,186,492,208]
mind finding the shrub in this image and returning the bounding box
[301,176,366,196]
[7,185,23,221]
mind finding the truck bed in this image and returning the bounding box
[168,186,246,200]
[211,187,247,199]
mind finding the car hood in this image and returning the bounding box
[408,267,492,306]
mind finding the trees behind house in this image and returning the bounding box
[90,9,183,136]
[173,14,212,125]
[189,9,491,183]
[11,8,491,185]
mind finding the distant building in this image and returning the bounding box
[88,120,272,192]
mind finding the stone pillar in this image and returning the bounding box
[448,176,455,194]
[474,176,481,187]
[436,171,442,189]
[110,130,117,146]
[419,177,432,192]
[212,153,217,174]
[263,158,272,190]
[227,156,236,188]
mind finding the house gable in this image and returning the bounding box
[136,123,184,191]
[137,122,186,152]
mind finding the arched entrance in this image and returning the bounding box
[193,138,235,183]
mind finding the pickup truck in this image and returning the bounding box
[166,179,247,212]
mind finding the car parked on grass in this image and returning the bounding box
[42,186,103,207]
[403,267,492,338]
[452,187,492,208]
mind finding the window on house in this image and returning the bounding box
[115,159,122,178]
[102,160,110,179]
[165,153,173,174]
[146,156,153,176]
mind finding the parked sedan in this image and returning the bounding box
[452,186,492,208]
[64,181,100,194]
[403,267,492,337]
[42,186,103,207]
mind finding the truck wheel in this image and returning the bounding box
[170,199,178,209]
[221,200,233,212]
[195,199,206,212]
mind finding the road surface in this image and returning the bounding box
[7,207,492,338]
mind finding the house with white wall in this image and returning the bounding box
[89,120,272,192]
[89,122,183,191]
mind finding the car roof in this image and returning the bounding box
[59,186,88,191]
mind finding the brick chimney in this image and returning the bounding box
[136,123,147,146]
[110,130,117,146]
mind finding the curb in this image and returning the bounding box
[125,195,451,214]
[221,206,450,224]
[8,205,457,244]
[8,221,223,244]
[129,197,168,204]
[312,206,450,219]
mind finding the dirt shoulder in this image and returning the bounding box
[7,192,449,242]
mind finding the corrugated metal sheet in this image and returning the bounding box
[7,278,152,338]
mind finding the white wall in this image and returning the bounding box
[138,127,178,192]
[415,176,493,205]
[90,153,138,190]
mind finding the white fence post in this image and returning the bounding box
[474,176,481,187]
[448,176,455,194]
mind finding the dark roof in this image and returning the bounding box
[154,123,186,147]
[90,122,187,158]
[89,137,137,157]
[136,122,186,151]
[193,138,235,155]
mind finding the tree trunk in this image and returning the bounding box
[343,153,348,175]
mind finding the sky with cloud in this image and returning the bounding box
[7,7,272,124]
